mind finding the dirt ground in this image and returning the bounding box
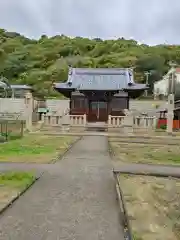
[109,138,180,165]
[0,187,20,210]
[0,172,35,212]
[119,174,180,240]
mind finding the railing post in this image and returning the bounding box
[83,114,86,127]
[152,117,156,129]
[143,117,147,128]
[41,113,45,122]
[108,115,111,126]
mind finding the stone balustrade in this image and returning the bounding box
[43,115,62,126]
[133,116,157,128]
[42,114,86,127]
[108,115,125,128]
[108,114,157,129]
[69,114,86,126]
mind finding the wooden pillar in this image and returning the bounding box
[127,96,129,109]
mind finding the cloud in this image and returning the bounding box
[0,0,180,45]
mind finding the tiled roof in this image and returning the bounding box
[0,81,7,88]
[69,68,132,90]
[54,67,146,91]
[123,83,149,90]
[10,85,32,89]
[0,83,32,90]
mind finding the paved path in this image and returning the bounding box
[1,161,180,178]
[113,163,180,178]
[0,136,124,240]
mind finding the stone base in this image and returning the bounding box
[122,125,134,135]
[133,127,154,134]
[70,126,86,132]
[107,127,122,133]
[61,124,70,132]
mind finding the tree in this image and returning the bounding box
[0,28,180,98]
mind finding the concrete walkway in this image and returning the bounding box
[0,136,124,240]
[113,163,180,178]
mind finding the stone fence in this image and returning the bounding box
[108,115,157,129]
[41,113,157,132]
[42,114,86,128]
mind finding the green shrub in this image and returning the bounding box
[159,124,167,130]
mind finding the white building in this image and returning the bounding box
[154,67,180,98]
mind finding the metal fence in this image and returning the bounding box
[0,120,25,142]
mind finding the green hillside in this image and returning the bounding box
[0,28,180,98]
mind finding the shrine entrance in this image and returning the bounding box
[88,101,108,122]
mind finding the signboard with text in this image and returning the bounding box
[0,112,22,121]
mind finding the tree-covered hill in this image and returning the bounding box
[0,28,180,98]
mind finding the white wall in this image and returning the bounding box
[0,98,27,120]
[154,78,168,96]
[46,99,69,115]
[154,68,180,96]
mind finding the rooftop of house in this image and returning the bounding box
[0,82,32,90]
[10,85,32,90]
[54,67,147,92]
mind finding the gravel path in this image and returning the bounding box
[0,136,124,240]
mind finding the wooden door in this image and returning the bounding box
[88,101,108,122]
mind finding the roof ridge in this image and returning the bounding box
[72,68,130,76]
[73,67,129,71]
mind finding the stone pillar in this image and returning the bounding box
[167,94,174,134]
[83,114,87,127]
[24,92,33,131]
[123,109,134,134]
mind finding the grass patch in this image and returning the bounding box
[0,134,78,163]
[0,172,35,189]
[109,138,180,165]
[0,172,35,211]
[119,174,180,240]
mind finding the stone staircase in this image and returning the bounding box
[86,122,108,132]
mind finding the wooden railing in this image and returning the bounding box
[108,115,125,127]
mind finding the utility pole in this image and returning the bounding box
[168,61,176,95]
[167,61,176,134]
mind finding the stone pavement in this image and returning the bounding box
[0,136,124,240]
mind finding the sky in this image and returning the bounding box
[0,0,180,45]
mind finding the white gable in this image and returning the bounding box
[154,67,180,96]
